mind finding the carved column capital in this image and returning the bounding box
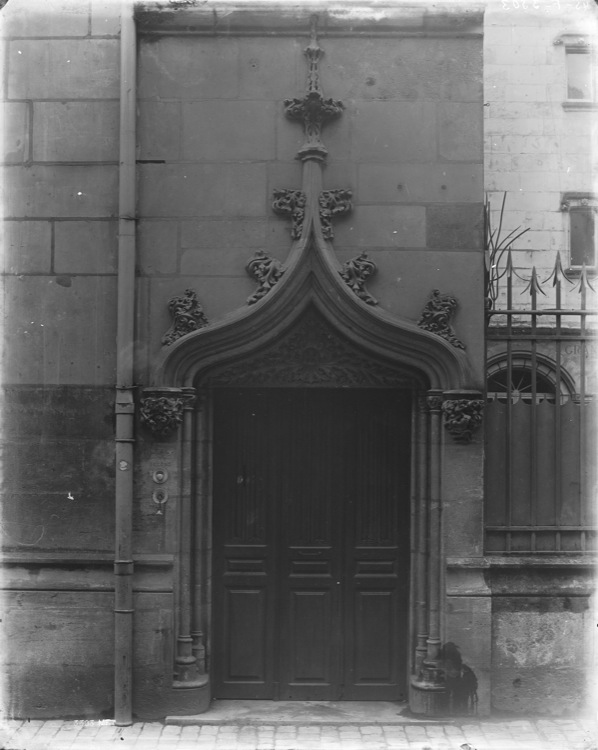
[426,391,444,412]
[441,391,484,444]
[139,387,186,438]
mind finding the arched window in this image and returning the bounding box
[486,353,575,403]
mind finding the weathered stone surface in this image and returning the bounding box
[2,276,117,384]
[352,102,437,163]
[33,102,119,162]
[1,0,90,37]
[90,0,121,36]
[438,103,483,162]
[182,101,276,161]
[139,37,239,100]
[426,204,484,250]
[138,164,267,218]
[8,40,119,99]
[138,221,179,276]
[1,220,51,274]
[358,163,483,204]
[2,102,30,163]
[54,220,117,274]
[3,165,118,218]
[180,219,268,250]
[333,205,426,248]
[236,37,302,100]
[137,101,181,162]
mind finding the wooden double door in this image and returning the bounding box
[212,388,411,700]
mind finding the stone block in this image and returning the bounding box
[138,37,239,100]
[90,0,121,35]
[2,275,117,384]
[438,103,482,162]
[1,220,51,274]
[33,102,119,162]
[333,205,426,249]
[503,83,548,103]
[426,204,484,250]
[2,102,30,163]
[2,165,118,218]
[138,164,267,219]
[138,220,179,275]
[237,36,302,101]
[485,171,521,192]
[519,172,562,192]
[180,247,259,277]
[1,0,90,37]
[8,40,119,100]
[180,218,268,250]
[182,101,276,161]
[54,220,117,274]
[358,163,482,204]
[352,102,437,163]
[138,101,182,162]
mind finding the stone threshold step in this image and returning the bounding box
[166,700,457,726]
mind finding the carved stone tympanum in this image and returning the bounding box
[339,252,378,305]
[246,250,285,304]
[162,289,209,346]
[418,289,465,349]
[442,399,484,443]
[272,189,306,239]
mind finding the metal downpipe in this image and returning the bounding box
[114,0,137,727]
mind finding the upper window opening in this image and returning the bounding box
[566,48,594,100]
[561,194,598,271]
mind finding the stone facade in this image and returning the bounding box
[0,0,594,723]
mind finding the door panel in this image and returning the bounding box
[212,388,410,701]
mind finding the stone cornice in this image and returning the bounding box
[135,3,484,37]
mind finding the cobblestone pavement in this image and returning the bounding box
[0,719,596,750]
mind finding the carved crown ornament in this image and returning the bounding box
[418,289,465,350]
[162,288,209,346]
[139,387,196,438]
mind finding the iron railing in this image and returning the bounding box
[485,251,597,554]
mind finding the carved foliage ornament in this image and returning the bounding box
[140,391,182,438]
[339,252,378,305]
[319,190,352,239]
[162,288,209,346]
[418,289,465,350]
[442,399,484,444]
[246,250,285,304]
[272,189,306,240]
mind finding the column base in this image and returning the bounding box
[409,676,447,717]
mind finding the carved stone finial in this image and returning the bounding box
[418,289,465,350]
[283,16,344,162]
[139,387,187,438]
[246,250,285,304]
[426,394,444,412]
[442,399,484,444]
[339,252,377,305]
[319,190,352,239]
[272,189,306,239]
[162,289,209,346]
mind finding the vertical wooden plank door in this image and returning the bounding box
[212,388,411,701]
